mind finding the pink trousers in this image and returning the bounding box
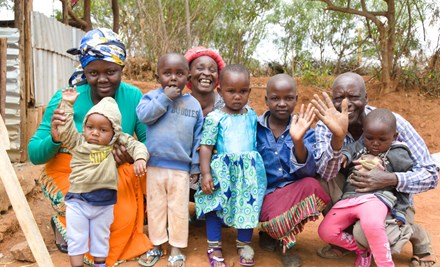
[318,194,394,267]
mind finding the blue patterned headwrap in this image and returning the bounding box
[67,28,126,86]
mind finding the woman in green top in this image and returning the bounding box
[28,28,153,267]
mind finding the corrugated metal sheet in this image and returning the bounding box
[0,27,21,154]
[32,12,84,106]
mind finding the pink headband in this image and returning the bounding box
[184,46,225,90]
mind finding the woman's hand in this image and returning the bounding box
[289,103,315,142]
[133,159,147,176]
[50,108,66,143]
[113,143,135,165]
[201,173,215,195]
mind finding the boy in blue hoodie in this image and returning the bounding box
[136,53,203,267]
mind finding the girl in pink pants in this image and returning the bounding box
[318,194,394,267]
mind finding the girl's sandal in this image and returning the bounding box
[207,248,227,267]
[237,244,255,266]
[138,248,164,267]
[168,254,186,267]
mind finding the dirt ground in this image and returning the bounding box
[0,76,439,267]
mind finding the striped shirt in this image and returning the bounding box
[315,105,438,205]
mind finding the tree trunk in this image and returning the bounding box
[61,0,91,30]
[317,0,401,92]
[380,0,396,93]
[83,0,92,31]
[111,0,119,33]
[60,0,68,24]
[185,0,191,49]
[157,0,168,54]
[379,32,392,93]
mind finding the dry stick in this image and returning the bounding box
[0,116,54,266]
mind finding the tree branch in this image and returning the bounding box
[60,0,89,29]
[411,0,426,41]
[112,0,119,33]
[318,0,384,27]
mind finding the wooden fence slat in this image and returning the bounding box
[0,38,6,120]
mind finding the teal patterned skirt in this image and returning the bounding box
[195,151,267,228]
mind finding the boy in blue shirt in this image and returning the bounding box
[136,53,204,267]
[256,74,330,267]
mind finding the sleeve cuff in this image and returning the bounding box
[158,91,174,106]
[394,172,403,190]
[191,164,200,174]
[333,149,342,157]
[49,135,62,147]
[290,149,306,168]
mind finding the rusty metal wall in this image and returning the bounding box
[0,27,21,155]
[32,12,84,106]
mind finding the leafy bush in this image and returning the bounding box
[419,49,440,97]
[300,61,333,88]
[123,57,154,81]
[397,49,440,96]
[398,64,421,90]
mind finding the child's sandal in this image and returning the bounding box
[207,247,227,267]
[138,248,164,267]
[168,254,186,267]
[236,241,255,266]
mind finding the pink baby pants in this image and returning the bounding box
[318,194,394,267]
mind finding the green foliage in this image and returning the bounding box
[300,60,333,88]
[398,64,421,90]
[78,0,276,69]
[55,0,439,86]
[420,70,440,96]
[419,50,440,96]
[396,49,440,96]
[204,0,276,65]
[268,1,322,68]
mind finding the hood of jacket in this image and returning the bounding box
[83,97,121,145]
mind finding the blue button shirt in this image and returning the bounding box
[257,111,317,195]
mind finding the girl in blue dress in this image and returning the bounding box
[195,64,267,267]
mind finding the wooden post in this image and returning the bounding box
[0,116,54,267]
[0,38,6,120]
[15,0,34,162]
[24,1,34,107]
[20,1,34,162]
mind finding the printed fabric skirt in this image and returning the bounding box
[37,152,153,266]
[195,152,267,229]
[258,177,330,249]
